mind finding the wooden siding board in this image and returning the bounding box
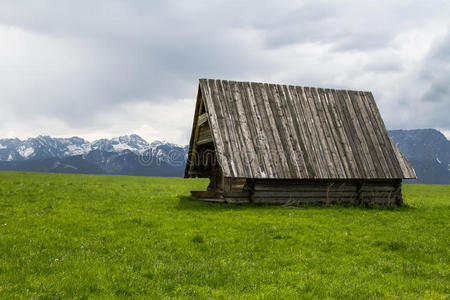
[266,84,298,178]
[246,82,274,177]
[327,89,356,178]
[250,82,279,177]
[316,88,347,178]
[352,91,386,178]
[305,87,335,177]
[265,84,298,178]
[227,80,258,178]
[294,86,325,178]
[315,88,342,177]
[238,81,264,177]
[332,90,364,178]
[218,80,246,177]
[343,91,375,178]
[326,90,356,178]
[243,82,266,178]
[209,79,236,176]
[319,89,347,178]
[259,83,291,178]
[303,87,327,176]
[348,90,379,178]
[285,85,316,177]
[277,84,308,177]
[358,92,393,178]
[331,90,362,178]
[229,81,258,178]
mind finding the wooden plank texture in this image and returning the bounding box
[188,79,416,180]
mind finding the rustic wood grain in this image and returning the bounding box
[187,79,416,180]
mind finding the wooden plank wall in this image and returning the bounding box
[251,179,403,205]
[199,79,416,180]
[197,123,213,145]
[193,178,403,205]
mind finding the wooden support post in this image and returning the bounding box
[356,180,362,205]
[223,177,232,193]
[188,95,204,174]
[394,179,403,206]
[246,179,255,203]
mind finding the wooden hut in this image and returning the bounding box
[185,79,416,205]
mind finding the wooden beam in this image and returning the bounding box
[197,122,213,145]
[197,113,208,126]
[189,95,204,173]
[188,169,211,178]
[197,136,213,145]
[185,87,201,177]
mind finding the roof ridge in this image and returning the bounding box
[199,78,372,93]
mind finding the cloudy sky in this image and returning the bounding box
[1,0,449,144]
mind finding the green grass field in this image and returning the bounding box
[0,171,448,299]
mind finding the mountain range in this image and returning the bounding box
[0,129,449,184]
[0,135,187,177]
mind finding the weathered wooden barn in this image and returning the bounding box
[185,79,416,205]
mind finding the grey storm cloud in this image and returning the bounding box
[0,0,449,143]
[421,33,450,104]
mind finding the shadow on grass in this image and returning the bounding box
[176,196,251,212]
[176,195,415,212]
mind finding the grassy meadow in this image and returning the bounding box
[0,171,448,299]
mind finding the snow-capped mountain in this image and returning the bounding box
[0,136,91,161]
[0,135,188,177]
[0,134,184,160]
[90,134,150,154]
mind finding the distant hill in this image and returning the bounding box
[0,130,449,183]
[389,129,450,184]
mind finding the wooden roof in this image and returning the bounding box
[188,79,416,179]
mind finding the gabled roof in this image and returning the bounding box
[194,78,416,179]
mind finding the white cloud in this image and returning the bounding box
[0,97,195,144]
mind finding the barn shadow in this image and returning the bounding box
[176,195,415,212]
[176,195,251,212]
